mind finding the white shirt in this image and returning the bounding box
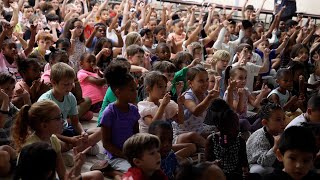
[286,114,307,129]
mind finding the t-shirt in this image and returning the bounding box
[161,150,178,180]
[77,69,107,105]
[0,52,25,80]
[255,49,276,76]
[286,114,306,129]
[232,62,261,92]
[107,27,119,44]
[97,87,117,126]
[172,89,206,137]
[100,103,140,159]
[138,100,178,133]
[86,37,98,53]
[24,133,61,153]
[223,88,250,118]
[41,70,51,84]
[38,90,78,129]
[0,103,18,146]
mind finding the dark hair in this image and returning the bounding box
[80,52,96,62]
[228,19,236,25]
[242,20,253,30]
[152,61,176,73]
[287,61,305,74]
[279,126,318,155]
[187,65,207,81]
[240,37,254,49]
[45,13,59,22]
[276,68,292,80]
[172,19,181,26]
[286,19,298,28]
[56,38,71,51]
[48,46,69,64]
[307,95,320,111]
[236,43,253,53]
[148,120,172,135]
[290,43,309,59]
[94,22,107,28]
[104,60,134,92]
[14,142,57,180]
[17,58,40,75]
[215,109,239,134]
[0,72,15,86]
[139,28,151,37]
[62,18,85,42]
[172,15,180,21]
[155,43,170,53]
[123,133,160,166]
[258,99,283,120]
[94,37,113,68]
[153,26,166,35]
[176,161,223,180]
[245,5,254,11]
[205,98,231,126]
[144,71,168,89]
[126,44,144,57]
[173,51,193,70]
[224,66,247,88]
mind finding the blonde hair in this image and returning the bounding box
[50,62,75,83]
[211,50,230,68]
[125,32,141,47]
[13,100,59,151]
[207,69,219,76]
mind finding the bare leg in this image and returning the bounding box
[0,148,11,176]
[78,97,92,121]
[172,143,197,158]
[82,170,104,180]
[176,132,206,148]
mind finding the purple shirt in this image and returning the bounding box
[101,103,140,159]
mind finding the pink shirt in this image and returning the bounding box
[0,53,19,78]
[77,69,107,104]
[41,70,51,84]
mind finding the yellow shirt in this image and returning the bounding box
[24,133,61,153]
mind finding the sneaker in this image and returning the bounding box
[86,144,100,156]
[80,111,93,121]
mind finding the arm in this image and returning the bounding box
[9,2,19,27]
[202,23,222,46]
[85,76,107,86]
[158,7,167,27]
[302,25,316,45]
[96,0,109,19]
[187,7,196,27]
[113,30,124,47]
[109,12,120,32]
[212,27,227,50]
[81,0,88,14]
[275,35,289,54]
[56,152,67,180]
[121,0,130,26]
[0,92,9,128]
[85,26,98,48]
[69,115,85,135]
[101,126,124,158]
[226,7,236,20]
[242,0,249,19]
[60,0,68,18]
[204,9,213,34]
[255,0,267,20]
[23,25,36,57]
[259,50,271,74]
[145,5,153,26]
[205,134,215,161]
[138,2,146,28]
[78,12,89,20]
[184,90,217,117]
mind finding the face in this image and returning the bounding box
[0,82,15,100]
[297,48,309,62]
[258,40,269,51]
[96,26,106,38]
[52,78,74,96]
[174,21,184,35]
[156,29,166,43]
[113,4,120,11]
[100,10,109,21]
[157,47,170,61]
[154,127,173,157]
[279,21,286,31]
[193,48,202,60]
[232,70,247,88]
[277,74,293,90]
[73,21,84,37]
[51,0,59,10]
[143,32,153,48]
[102,42,112,57]
[117,79,137,104]
[227,24,235,34]
[24,63,41,83]
[80,55,96,72]
[2,43,18,59]
[24,7,34,18]
[216,59,228,71]
[244,27,253,38]
[278,150,314,180]
[208,74,215,90]
[149,78,167,99]
[224,31,230,43]
[189,71,209,94]
[76,3,82,13]
[308,109,320,123]
[45,106,64,135]
[136,147,161,173]
[129,52,144,66]
[148,21,157,32]
[264,109,285,136]
[245,10,253,18]
[38,39,52,50]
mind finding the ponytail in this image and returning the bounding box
[13,105,31,151]
[224,66,233,90]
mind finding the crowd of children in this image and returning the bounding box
[1,0,320,179]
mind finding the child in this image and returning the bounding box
[78,53,107,112]
[268,69,300,111]
[153,43,171,63]
[173,66,219,148]
[85,23,107,52]
[0,73,20,177]
[44,47,70,71]
[14,142,103,180]
[30,31,53,68]
[140,28,154,54]
[263,126,320,180]
[172,51,193,71]
[205,108,256,180]
[153,26,167,45]
[246,101,285,176]
[38,62,101,155]
[168,19,186,53]
[224,66,270,131]
[122,133,167,180]
[308,60,320,94]
[12,58,50,108]
[175,162,226,180]
[100,64,139,173]
[62,18,86,72]
[210,50,230,97]
[94,37,114,71]
[286,95,320,128]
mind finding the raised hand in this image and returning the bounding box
[228,79,237,90]
[161,92,171,106]
[0,89,9,102]
[177,92,186,106]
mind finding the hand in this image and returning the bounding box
[208,89,219,99]
[70,28,76,38]
[228,79,237,90]
[81,132,89,144]
[190,58,201,67]
[0,89,9,102]
[260,84,271,97]
[70,135,83,147]
[161,93,171,106]
[101,48,111,55]
[177,92,186,106]
[10,2,18,11]
[238,47,249,66]
[214,76,222,91]
[273,135,281,151]
[191,5,197,12]
[49,21,59,29]
[176,81,184,96]
[263,48,271,56]
[289,95,298,102]
[73,148,86,176]
[15,84,30,99]
[222,20,229,27]
[237,88,246,97]
[30,24,37,34]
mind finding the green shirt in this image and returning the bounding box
[171,67,188,95]
[97,87,117,126]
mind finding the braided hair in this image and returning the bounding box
[258,99,283,120]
